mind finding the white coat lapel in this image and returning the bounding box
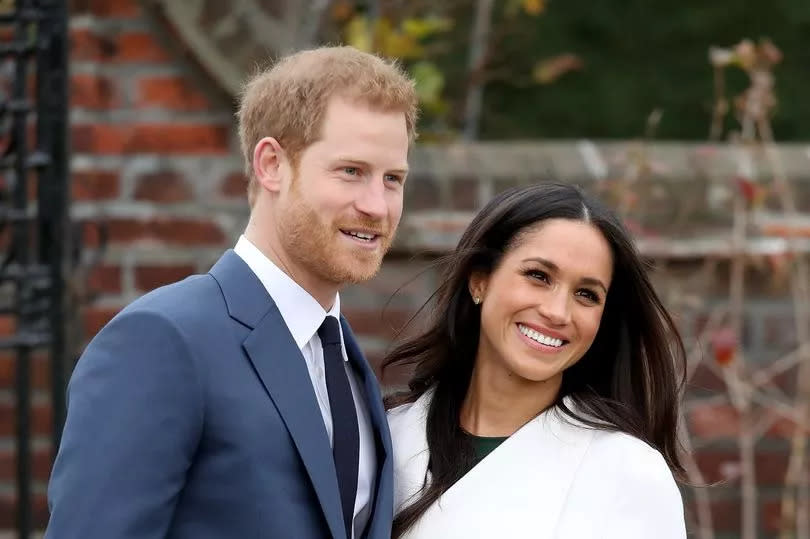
[389,391,432,514]
[391,393,596,539]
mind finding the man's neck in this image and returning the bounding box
[243,222,338,311]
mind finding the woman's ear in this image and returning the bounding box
[468,271,488,303]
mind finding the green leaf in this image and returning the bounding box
[410,60,445,108]
[401,16,454,39]
[345,15,372,52]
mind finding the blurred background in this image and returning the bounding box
[1,0,809,537]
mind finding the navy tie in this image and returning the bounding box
[318,316,359,539]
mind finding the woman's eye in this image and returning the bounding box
[576,289,600,303]
[526,270,549,283]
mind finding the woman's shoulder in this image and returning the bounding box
[559,425,686,536]
[583,428,678,488]
[386,400,415,431]
[386,388,434,424]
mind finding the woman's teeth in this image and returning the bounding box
[518,324,564,347]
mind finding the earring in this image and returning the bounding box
[473,296,481,305]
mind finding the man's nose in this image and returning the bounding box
[353,177,388,220]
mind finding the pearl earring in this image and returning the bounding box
[473,296,481,305]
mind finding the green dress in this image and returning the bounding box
[466,432,509,467]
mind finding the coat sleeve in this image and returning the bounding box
[602,441,687,538]
[46,309,204,539]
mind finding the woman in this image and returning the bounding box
[384,183,687,538]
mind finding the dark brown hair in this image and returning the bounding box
[383,183,686,538]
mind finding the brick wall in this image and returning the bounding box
[4,0,807,535]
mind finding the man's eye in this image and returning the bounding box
[343,167,359,175]
[384,174,402,183]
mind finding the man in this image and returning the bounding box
[46,46,418,539]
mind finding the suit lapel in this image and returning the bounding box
[210,251,345,539]
[340,318,392,539]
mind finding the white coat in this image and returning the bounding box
[388,390,686,538]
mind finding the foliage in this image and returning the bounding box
[476,0,810,140]
[331,0,580,139]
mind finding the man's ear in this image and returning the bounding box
[252,137,287,194]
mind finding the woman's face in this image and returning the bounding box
[469,218,614,387]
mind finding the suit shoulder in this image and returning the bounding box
[119,274,223,322]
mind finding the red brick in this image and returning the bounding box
[135,264,196,292]
[70,29,169,63]
[0,401,53,437]
[128,125,230,154]
[70,73,118,109]
[82,306,120,336]
[0,493,49,529]
[693,449,789,485]
[703,499,739,533]
[688,403,740,439]
[71,124,230,155]
[451,177,479,210]
[72,171,120,200]
[71,0,141,17]
[0,447,53,482]
[106,217,225,246]
[150,218,225,245]
[115,32,170,62]
[765,415,810,439]
[221,171,248,198]
[105,219,147,243]
[70,28,110,61]
[687,364,725,393]
[0,316,16,337]
[343,308,414,339]
[0,353,50,390]
[378,358,412,387]
[88,264,122,294]
[137,76,211,111]
[761,224,810,238]
[26,171,38,201]
[762,498,810,535]
[80,220,104,249]
[134,171,193,203]
[71,124,129,154]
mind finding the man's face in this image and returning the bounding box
[275,96,410,288]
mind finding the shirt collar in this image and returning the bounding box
[234,235,341,350]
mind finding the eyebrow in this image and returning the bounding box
[522,256,609,294]
[335,158,409,175]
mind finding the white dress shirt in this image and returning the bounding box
[234,235,376,539]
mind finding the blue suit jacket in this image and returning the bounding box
[46,250,394,539]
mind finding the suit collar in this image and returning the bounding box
[210,250,392,539]
[211,250,345,538]
[209,250,272,329]
[233,235,342,350]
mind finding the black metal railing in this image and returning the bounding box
[0,0,69,536]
